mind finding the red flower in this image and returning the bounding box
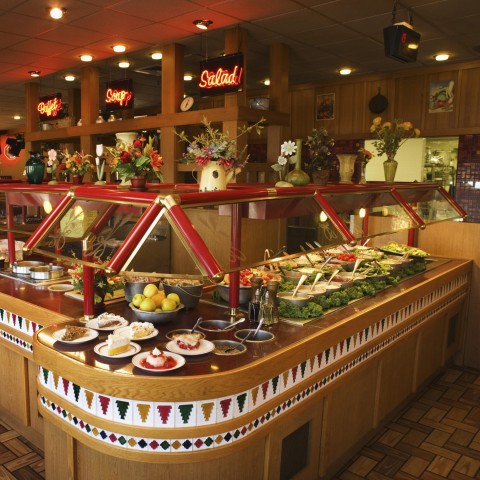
[150,152,164,171]
[120,151,132,163]
[133,139,143,149]
[58,163,66,171]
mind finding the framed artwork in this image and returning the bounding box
[429,80,454,113]
[316,93,335,120]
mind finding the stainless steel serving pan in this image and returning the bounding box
[12,261,45,275]
[29,265,64,280]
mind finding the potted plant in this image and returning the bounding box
[58,151,93,184]
[305,127,335,185]
[107,136,164,189]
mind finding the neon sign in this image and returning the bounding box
[199,53,244,96]
[105,79,134,110]
[37,93,65,120]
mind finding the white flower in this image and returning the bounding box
[47,149,57,161]
[281,140,297,156]
[277,155,287,166]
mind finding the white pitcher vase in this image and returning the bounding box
[199,161,236,192]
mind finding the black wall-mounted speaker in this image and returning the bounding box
[383,23,421,63]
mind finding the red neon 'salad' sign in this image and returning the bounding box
[199,65,243,89]
[105,88,133,107]
[37,97,62,117]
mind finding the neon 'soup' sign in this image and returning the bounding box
[105,88,133,107]
[199,65,243,89]
[37,97,62,117]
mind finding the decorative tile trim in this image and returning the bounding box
[0,308,42,338]
[38,275,468,442]
[1,329,33,352]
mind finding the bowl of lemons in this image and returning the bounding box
[129,283,183,323]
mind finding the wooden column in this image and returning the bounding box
[80,66,100,155]
[161,43,185,183]
[267,44,290,176]
[24,82,40,165]
[224,27,248,182]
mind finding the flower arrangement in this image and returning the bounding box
[304,127,335,172]
[176,116,265,173]
[358,146,373,166]
[271,140,298,181]
[107,136,164,182]
[69,258,120,304]
[370,117,421,157]
[59,151,93,176]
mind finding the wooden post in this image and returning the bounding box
[268,44,290,181]
[24,82,40,166]
[80,66,100,156]
[161,43,185,183]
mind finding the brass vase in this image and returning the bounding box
[285,139,310,186]
[336,154,356,184]
[383,153,398,182]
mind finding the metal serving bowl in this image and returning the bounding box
[129,302,183,323]
[216,284,251,304]
[29,265,64,280]
[234,329,274,342]
[277,291,312,307]
[12,261,45,275]
[162,282,204,310]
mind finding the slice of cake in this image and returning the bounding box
[173,332,202,350]
[106,333,130,356]
[130,321,155,339]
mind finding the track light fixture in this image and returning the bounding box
[29,70,41,77]
[49,7,66,19]
[193,19,213,30]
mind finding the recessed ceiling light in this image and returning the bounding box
[49,7,66,20]
[29,70,41,77]
[65,74,75,82]
[193,19,213,30]
[151,52,163,60]
[435,53,450,62]
[118,60,130,69]
[184,74,193,81]
[113,44,126,53]
[263,79,270,86]
[80,54,93,62]
[339,68,352,75]
[13,115,21,120]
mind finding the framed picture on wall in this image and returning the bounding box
[429,80,454,113]
[316,93,335,120]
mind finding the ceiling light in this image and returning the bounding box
[113,44,126,53]
[339,68,352,75]
[29,70,41,77]
[263,79,270,86]
[13,115,21,120]
[435,53,450,62]
[80,54,93,62]
[184,74,193,81]
[49,7,66,19]
[118,60,130,69]
[193,19,213,30]
[64,74,75,82]
[151,52,163,60]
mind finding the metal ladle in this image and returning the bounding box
[326,269,340,285]
[351,258,362,280]
[190,317,203,333]
[292,274,308,297]
[310,272,323,292]
[225,317,264,353]
[222,317,246,331]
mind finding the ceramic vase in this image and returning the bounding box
[129,175,147,191]
[337,154,356,184]
[199,161,228,192]
[359,162,367,184]
[285,139,310,186]
[115,131,138,147]
[71,173,83,185]
[383,153,398,182]
[25,151,45,184]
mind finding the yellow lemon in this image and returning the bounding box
[161,298,177,311]
[166,292,181,305]
[132,293,145,307]
[139,298,156,312]
[143,283,159,298]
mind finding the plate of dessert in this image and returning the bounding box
[52,325,99,344]
[132,348,185,372]
[114,322,159,341]
[94,333,141,358]
[86,312,129,331]
[165,332,215,356]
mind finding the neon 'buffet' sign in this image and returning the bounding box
[37,94,63,119]
[199,53,244,96]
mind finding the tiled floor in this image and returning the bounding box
[0,367,479,479]
[333,367,480,480]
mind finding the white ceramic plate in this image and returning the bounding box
[114,325,159,341]
[86,317,129,331]
[94,341,141,358]
[52,327,99,344]
[132,351,185,372]
[165,339,215,356]
[48,284,74,292]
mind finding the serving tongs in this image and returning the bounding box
[299,245,315,267]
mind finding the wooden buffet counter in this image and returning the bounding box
[0,257,470,480]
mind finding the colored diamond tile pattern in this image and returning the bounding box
[36,275,468,452]
[0,308,42,353]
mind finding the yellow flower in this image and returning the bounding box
[373,117,382,126]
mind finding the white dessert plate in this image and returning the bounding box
[86,316,129,331]
[94,341,141,358]
[114,325,159,341]
[165,339,215,356]
[48,284,74,292]
[132,351,185,372]
[52,327,99,344]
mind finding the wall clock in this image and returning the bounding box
[180,96,195,112]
